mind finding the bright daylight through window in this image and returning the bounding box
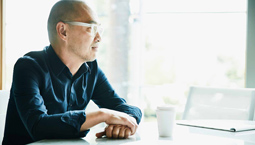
[5,0,247,121]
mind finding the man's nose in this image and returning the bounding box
[94,32,101,42]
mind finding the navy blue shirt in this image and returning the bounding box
[2,45,142,145]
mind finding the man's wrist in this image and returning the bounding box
[80,110,108,131]
[99,108,109,123]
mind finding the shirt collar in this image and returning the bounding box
[74,62,91,79]
[45,45,91,77]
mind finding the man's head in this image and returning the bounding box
[47,0,102,62]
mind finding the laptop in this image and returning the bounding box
[176,120,255,132]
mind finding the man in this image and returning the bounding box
[2,0,142,145]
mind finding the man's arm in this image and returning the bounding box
[80,109,138,135]
[13,57,89,140]
[91,67,142,124]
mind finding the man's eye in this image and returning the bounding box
[87,27,92,31]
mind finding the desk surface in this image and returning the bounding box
[29,121,255,145]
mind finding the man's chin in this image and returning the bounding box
[85,56,97,62]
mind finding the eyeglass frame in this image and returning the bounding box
[63,21,104,37]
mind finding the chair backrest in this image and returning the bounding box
[182,86,255,120]
[0,90,10,143]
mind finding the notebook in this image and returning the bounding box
[176,120,255,132]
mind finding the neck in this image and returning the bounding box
[52,46,83,76]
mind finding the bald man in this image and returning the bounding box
[2,0,142,145]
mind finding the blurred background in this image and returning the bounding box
[2,0,248,122]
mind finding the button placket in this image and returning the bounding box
[68,82,75,109]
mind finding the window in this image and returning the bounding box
[4,0,58,89]
[4,0,248,121]
[141,0,247,120]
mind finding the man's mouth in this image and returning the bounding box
[92,46,98,51]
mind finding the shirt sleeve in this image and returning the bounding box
[12,57,89,141]
[91,67,142,124]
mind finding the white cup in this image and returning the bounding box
[156,105,176,137]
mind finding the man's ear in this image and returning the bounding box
[56,22,67,41]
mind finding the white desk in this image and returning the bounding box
[29,121,255,145]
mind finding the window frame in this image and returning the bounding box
[0,0,4,90]
[246,0,255,88]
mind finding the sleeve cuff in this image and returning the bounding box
[115,104,142,124]
[61,110,89,135]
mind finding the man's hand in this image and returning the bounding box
[101,108,138,135]
[80,108,138,135]
[96,125,132,139]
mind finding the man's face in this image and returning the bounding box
[66,6,101,62]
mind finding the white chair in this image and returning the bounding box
[182,86,255,120]
[0,90,10,143]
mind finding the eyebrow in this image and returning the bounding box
[89,20,98,24]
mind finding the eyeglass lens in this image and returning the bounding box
[93,25,103,36]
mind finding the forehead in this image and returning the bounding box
[74,2,99,24]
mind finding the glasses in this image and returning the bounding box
[64,21,104,37]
